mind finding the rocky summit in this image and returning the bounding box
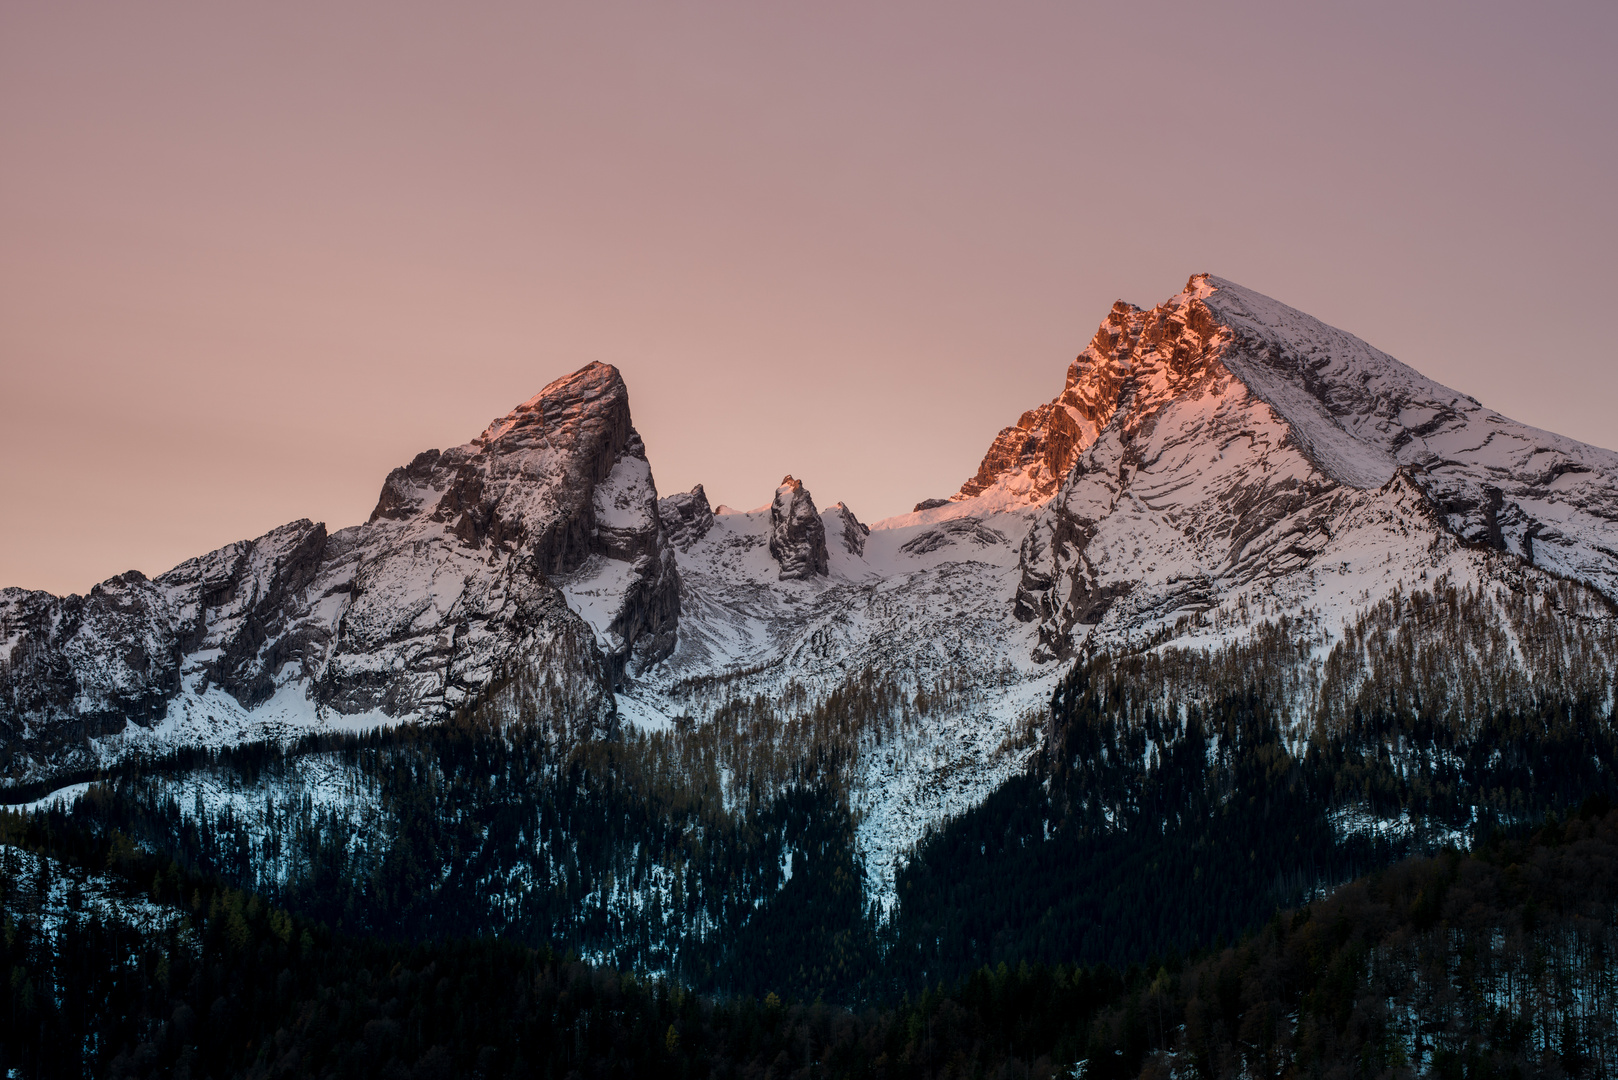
[767,476,830,580]
[1007,275,1618,659]
[0,362,675,778]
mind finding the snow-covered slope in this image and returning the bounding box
[0,363,675,780]
[620,480,1057,903]
[635,483,1046,711]
[1014,275,1618,661]
[1,841,188,945]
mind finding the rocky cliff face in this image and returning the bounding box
[358,361,679,689]
[768,477,830,579]
[949,306,1141,508]
[0,362,677,780]
[955,404,1085,505]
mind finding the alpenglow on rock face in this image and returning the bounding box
[1000,275,1618,659]
[768,476,830,579]
[0,362,677,780]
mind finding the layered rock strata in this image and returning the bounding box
[950,311,1135,507]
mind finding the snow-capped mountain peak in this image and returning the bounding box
[1004,274,1618,659]
[1,362,678,779]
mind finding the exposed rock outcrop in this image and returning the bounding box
[768,476,829,579]
[950,307,1138,507]
[329,360,678,700]
[657,485,715,548]
[956,404,1084,503]
[0,571,182,768]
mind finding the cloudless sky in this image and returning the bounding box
[3,1,1615,594]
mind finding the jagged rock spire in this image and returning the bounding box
[828,502,869,557]
[769,476,829,579]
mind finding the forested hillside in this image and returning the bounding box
[889,651,1618,983]
[5,786,1615,1078]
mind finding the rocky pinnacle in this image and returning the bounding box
[768,476,830,579]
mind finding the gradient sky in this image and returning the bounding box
[3,1,1615,596]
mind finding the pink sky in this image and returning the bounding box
[3,1,1615,595]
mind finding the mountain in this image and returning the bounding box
[617,275,1618,902]
[1007,275,1618,661]
[5,274,1618,911]
[8,272,1618,1059]
[0,362,673,780]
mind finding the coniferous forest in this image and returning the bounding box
[4,787,1617,1078]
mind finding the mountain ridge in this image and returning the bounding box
[9,276,1618,1072]
[974,275,1618,661]
[5,276,1617,824]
